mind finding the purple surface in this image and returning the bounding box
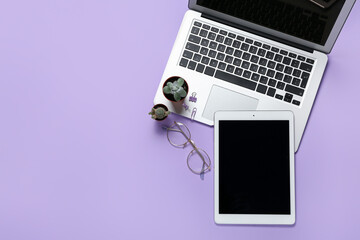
[1,0,360,239]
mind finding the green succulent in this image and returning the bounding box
[163,77,187,102]
[148,106,170,120]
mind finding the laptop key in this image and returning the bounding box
[256,84,267,94]
[204,66,215,76]
[284,75,292,83]
[275,72,284,81]
[188,61,196,70]
[268,79,277,87]
[250,46,258,54]
[289,53,297,58]
[266,51,275,59]
[209,41,217,49]
[233,58,242,66]
[251,73,260,81]
[276,63,284,72]
[202,24,210,30]
[183,50,193,59]
[257,49,266,57]
[250,55,259,63]
[236,36,245,41]
[284,93,293,103]
[209,59,218,67]
[284,66,293,74]
[276,81,285,90]
[242,53,250,60]
[267,87,276,97]
[180,58,188,67]
[220,30,227,36]
[285,84,304,96]
[259,58,267,66]
[271,47,279,53]
[292,78,301,86]
[250,64,258,72]
[243,70,251,79]
[201,39,209,47]
[283,57,291,65]
[186,42,200,53]
[234,50,242,58]
[234,68,243,76]
[218,62,226,70]
[208,50,217,58]
[225,47,234,55]
[291,59,300,68]
[274,54,283,62]
[300,62,313,72]
[200,29,208,37]
[211,27,219,33]
[232,40,241,48]
[292,100,301,106]
[260,76,268,84]
[267,70,275,78]
[280,50,288,55]
[275,94,283,100]
[228,33,236,38]
[258,67,267,75]
[193,54,201,62]
[194,21,202,27]
[217,44,226,52]
[241,61,250,69]
[225,55,233,64]
[245,38,253,44]
[196,63,205,73]
[301,72,310,88]
[216,53,225,61]
[200,47,208,55]
[208,32,216,40]
[263,44,270,50]
[216,35,225,43]
[226,65,235,73]
[254,41,262,47]
[189,34,201,44]
[224,37,233,46]
[306,58,315,64]
[292,69,301,77]
[241,43,249,51]
[267,61,276,69]
[297,55,306,61]
[191,27,200,35]
[201,56,210,65]
[215,70,257,90]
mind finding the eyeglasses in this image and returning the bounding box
[166,121,211,175]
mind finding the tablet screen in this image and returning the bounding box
[219,120,290,215]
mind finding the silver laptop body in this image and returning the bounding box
[154,0,356,151]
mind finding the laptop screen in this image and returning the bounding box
[196,0,346,45]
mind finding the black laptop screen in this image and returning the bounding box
[196,0,345,45]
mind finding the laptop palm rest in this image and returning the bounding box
[202,85,259,121]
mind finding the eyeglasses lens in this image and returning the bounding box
[187,148,211,174]
[167,123,191,147]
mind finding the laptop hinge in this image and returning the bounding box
[202,13,314,54]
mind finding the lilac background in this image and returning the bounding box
[0,0,360,239]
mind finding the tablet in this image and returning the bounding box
[214,111,295,225]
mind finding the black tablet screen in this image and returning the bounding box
[219,120,290,214]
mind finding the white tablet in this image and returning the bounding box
[214,111,295,225]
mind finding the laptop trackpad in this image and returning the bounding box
[202,85,259,121]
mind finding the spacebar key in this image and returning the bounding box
[215,70,257,90]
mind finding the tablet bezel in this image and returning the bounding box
[214,111,295,225]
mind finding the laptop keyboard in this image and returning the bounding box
[179,21,316,106]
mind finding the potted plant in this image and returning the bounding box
[162,77,189,102]
[148,104,170,121]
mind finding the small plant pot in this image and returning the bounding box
[152,104,169,121]
[162,76,189,103]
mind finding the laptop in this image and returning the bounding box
[154,0,356,152]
